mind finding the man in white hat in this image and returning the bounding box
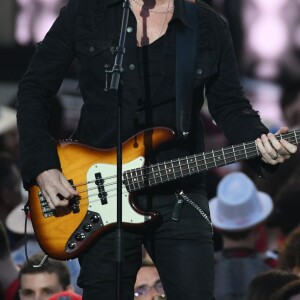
[209,172,274,300]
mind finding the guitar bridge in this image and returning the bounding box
[38,191,54,218]
[68,179,80,213]
[38,179,80,217]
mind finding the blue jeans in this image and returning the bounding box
[77,191,214,300]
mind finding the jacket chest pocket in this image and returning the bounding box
[75,39,113,66]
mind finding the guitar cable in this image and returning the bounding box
[23,201,49,268]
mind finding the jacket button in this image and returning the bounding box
[89,46,95,52]
[196,67,203,75]
[127,27,133,33]
[129,64,135,70]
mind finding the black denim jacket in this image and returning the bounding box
[17,0,270,188]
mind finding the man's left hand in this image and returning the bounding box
[256,126,298,165]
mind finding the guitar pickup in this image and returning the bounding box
[95,172,107,205]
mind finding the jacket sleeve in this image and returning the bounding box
[204,15,277,176]
[17,1,77,189]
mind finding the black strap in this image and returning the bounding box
[175,0,198,138]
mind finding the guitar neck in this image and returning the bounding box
[123,129,300,192]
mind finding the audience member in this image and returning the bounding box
[272,279,300,300]
[277,227,300,277]
[209,172,274,300]
[0,152,22,222]
[0,220,19,300]
[18,253,73,300]
[134,260,165,300]
[263,168,300,263]
[0,105,19,164]
[244,269,299,300]
[279,82,300,130]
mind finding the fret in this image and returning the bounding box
[123,171,132,191]
[215,151,222,162]
[294,131,298,144]
[132,170,139,188]
[169,161,176,180]
[194,155,200,172]
[141,169,148,189]
[182,157,190,176]
[203,153,208,170]
[215,150,225,167]
[130,169,140,190]
[163,162,170,181]
[185,157,190,175]
[152,165,161,184]
[142,168,151,188]
[212,150,217,167]
[221,148,227,165]
[129,170,136,190]
[177,158,184,178]
[187,156,198,174]
[232,145,237,162]
[150,166,157,185]
[158,163,168,183]
[254,141,259,156]
[243,143,248,159]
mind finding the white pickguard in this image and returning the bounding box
[86,156,148,225]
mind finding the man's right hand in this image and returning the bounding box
[36,169,78,209]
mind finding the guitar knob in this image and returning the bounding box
[90,214,100,223]
[68,242,76,249]
[83,223,92,232]
[75,232,86,241]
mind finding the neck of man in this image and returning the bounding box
[222,233,257,250]
[141,0,171,7]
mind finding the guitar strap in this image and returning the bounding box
[175,0,198,139]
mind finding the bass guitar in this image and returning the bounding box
[28,127,300,260]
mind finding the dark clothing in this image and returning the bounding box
[214,248,271,300]
[17,0,268,189]
[78,192,214,299]
[17,0,270,299]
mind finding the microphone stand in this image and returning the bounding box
[108,0,130,299]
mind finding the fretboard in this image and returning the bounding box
[123,129,300,192]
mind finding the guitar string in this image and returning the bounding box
[74,146,260,193]
[46,132,298,211]
[69,133,299,201]
[68,147,298,208]
[58,140,298,207]
[71,131,299,193]
[56,145,258,209]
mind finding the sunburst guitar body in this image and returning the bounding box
[28,127,174,260]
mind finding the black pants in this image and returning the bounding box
[77,191,214,300]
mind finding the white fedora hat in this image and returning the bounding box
[0,105,17,135]
[209,172,273,231]
[5,188,34,235]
